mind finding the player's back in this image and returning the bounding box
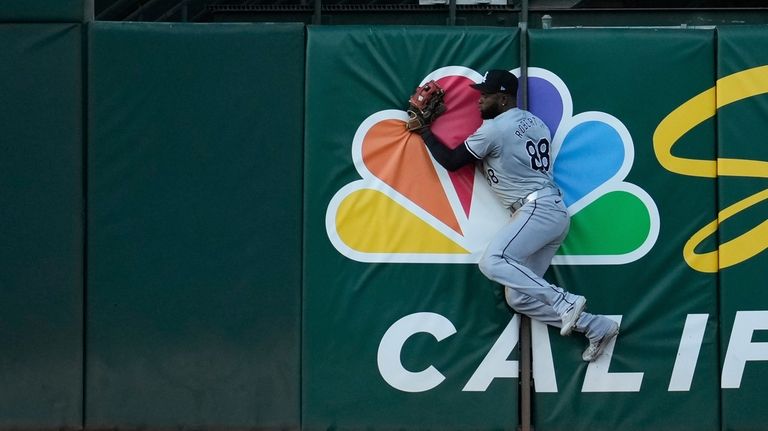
[480,108,556,206]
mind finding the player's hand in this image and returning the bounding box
[406,80,446,132]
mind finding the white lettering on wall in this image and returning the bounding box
[376,310,767,393]
[669,313,708,391]
[463,315,520,391]
[531,319,558,393]
[377,312,456,393]
[582,315,644,392]
[722,310,768,389]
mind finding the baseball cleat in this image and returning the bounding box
[559,296,586,336]
[582,321,620,362]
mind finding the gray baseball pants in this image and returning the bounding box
[478,193,611,340]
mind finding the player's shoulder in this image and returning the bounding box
[471,119,497,138]
[493,109,527,131]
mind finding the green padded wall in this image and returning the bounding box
[1,17,767,431]
[717,25,768,431]
[0,23,84,429]
[304,26,521,431]
[87,22,304,429]
[530,28,719,431]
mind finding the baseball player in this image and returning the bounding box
[412,70,619,361]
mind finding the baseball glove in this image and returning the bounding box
[406,80,446,131]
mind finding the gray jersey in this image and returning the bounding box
[464,108,556,208]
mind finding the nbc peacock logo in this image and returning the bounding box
[325,66,660,265]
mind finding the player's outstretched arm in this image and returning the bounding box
[419,128,478,172]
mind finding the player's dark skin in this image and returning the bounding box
[420,90,516,171]
[478,91,515,119]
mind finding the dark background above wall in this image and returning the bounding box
[95,0,768,26]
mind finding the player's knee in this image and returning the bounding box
[505,289,537,316]
[504,288,526,308]
[478,252,523,280]
[477,253,498,280]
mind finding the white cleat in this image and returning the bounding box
[582,321,620,362]
[560,296,586,336]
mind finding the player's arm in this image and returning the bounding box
[420,128,478,171]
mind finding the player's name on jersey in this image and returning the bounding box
[376,310,767,393]
[514,116,539,139]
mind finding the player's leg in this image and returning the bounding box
[488,198,620,356]
[502,231,583,329]
[504,288,561,326]
[478,197,577,316]
[505,286,616,347]
[578,313,620,361]
[522,209,620,355]
[522,225,585,328]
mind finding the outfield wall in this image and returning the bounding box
[0,3,88,427]
[1,11,767,431]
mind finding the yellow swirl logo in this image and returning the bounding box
[654,65,768,273]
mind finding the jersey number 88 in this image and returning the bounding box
[526,138,550,173]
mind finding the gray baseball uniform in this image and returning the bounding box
[419,70,618,358]
[464,108,610,339]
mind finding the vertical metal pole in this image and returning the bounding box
[519,0,529,111]
[314,0,322,24]
[517,6,533,431]
[448,0,457,26]
[519,317,532,431]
